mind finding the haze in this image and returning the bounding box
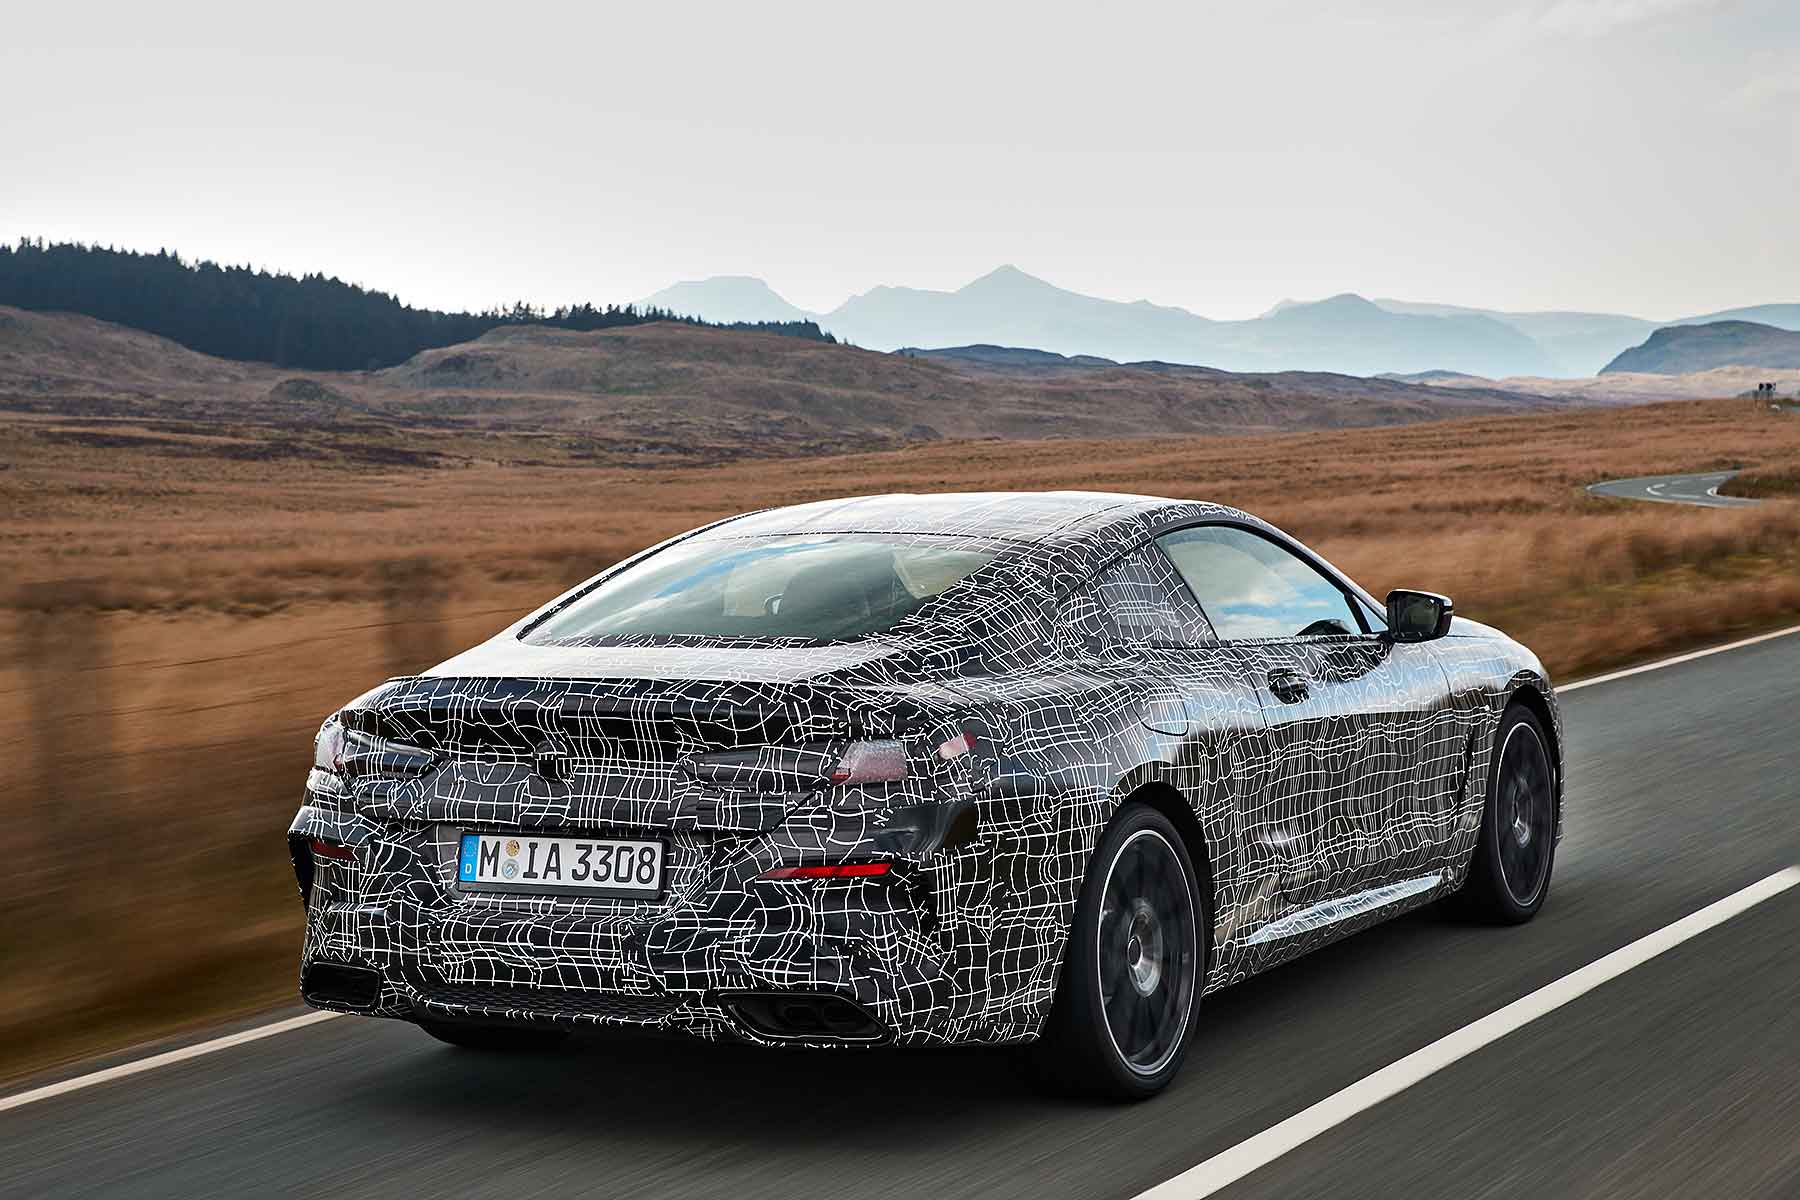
[3,0,1795,320]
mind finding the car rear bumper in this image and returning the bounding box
[289,802,1012,1048]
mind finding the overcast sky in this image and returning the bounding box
[4,0,1795,319]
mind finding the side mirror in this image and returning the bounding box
[1385,589,1454,642]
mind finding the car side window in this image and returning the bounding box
[1156,525,1361,641]
[1060,546,1215,650]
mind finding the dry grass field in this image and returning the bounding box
[3,381,1799,1082]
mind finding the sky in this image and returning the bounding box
[3,0,1796,320]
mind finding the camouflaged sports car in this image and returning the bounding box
[290,492,1561,1098]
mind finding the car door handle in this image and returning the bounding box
[1267,668,1310,704]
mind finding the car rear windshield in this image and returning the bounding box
[523,535,999,645]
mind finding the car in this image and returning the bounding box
[289,491,1562,1098]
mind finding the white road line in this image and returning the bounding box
[1135,866,1800,1200]
[1586,471,1758,509]
[2,626,1797,1115]
[0,1011,341,1115]
[1558,623,1800,692]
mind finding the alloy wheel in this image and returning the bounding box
[1096,828,1198,1077]
[1495,721,1554,907]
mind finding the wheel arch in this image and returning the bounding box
[1506,681,1564,831]
[1121,780,1218,975]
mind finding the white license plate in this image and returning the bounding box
[457,832,665,898]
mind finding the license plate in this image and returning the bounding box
[457,832,665,899]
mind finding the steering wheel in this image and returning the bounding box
[1296,618,1352,638]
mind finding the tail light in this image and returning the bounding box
[936,731,977,760]
[687,739,910,790]
[313,717,346,773]
[828,740,908,785]
[688,728,974,793]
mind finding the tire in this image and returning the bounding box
[1026,803,1206,1100]
[1453,703,1558,923]
[418,1019,571,1053]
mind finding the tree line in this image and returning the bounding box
[0,240,834,371]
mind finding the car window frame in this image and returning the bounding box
[1054,542,1220,654]
[1152,519,1382,644]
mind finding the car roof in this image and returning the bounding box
[700,491,1206,545]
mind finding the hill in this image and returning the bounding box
[0,307,1594,464]
[897,344,1123,368]
[894,341,1553,411]
[0,240,833,373]
[1600,321,1800,375]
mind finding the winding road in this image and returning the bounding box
[3,629,1799,1199]
[1586,470,1760,508]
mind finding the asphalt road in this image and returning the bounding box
[4,632,1799,1199]
[1586,470,1761,508]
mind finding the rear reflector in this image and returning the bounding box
[759,863,892,880]
[309,837,356,862]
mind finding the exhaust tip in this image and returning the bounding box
[722,991,889,1044]
[301,961,382,1011]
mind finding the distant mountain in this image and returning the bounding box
[1374,299,1800,375]
[1600,321,1800,375]
[828,265,1220,364]
[1231,293,1555,377]
[641,275,812,325]
[1372,300,1660,376]
[1376,369,1488,383]
[642,266,1800,379]
[824,269,1554,376]
[1668,303,1800,329]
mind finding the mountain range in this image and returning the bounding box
[645,266,1800,379]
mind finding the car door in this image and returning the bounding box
[1155,524,1456,908]
[1056,544,1270,820]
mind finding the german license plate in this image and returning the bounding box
[457,832,665,899]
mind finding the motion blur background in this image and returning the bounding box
[3,0,1799,1088]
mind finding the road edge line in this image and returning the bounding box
[0,1011,341,1115]
[1133,865,1800,1200]
[1558,623,1800,692]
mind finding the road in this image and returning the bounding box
[1586,470,1761,508]
[4,631,1799,1199]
